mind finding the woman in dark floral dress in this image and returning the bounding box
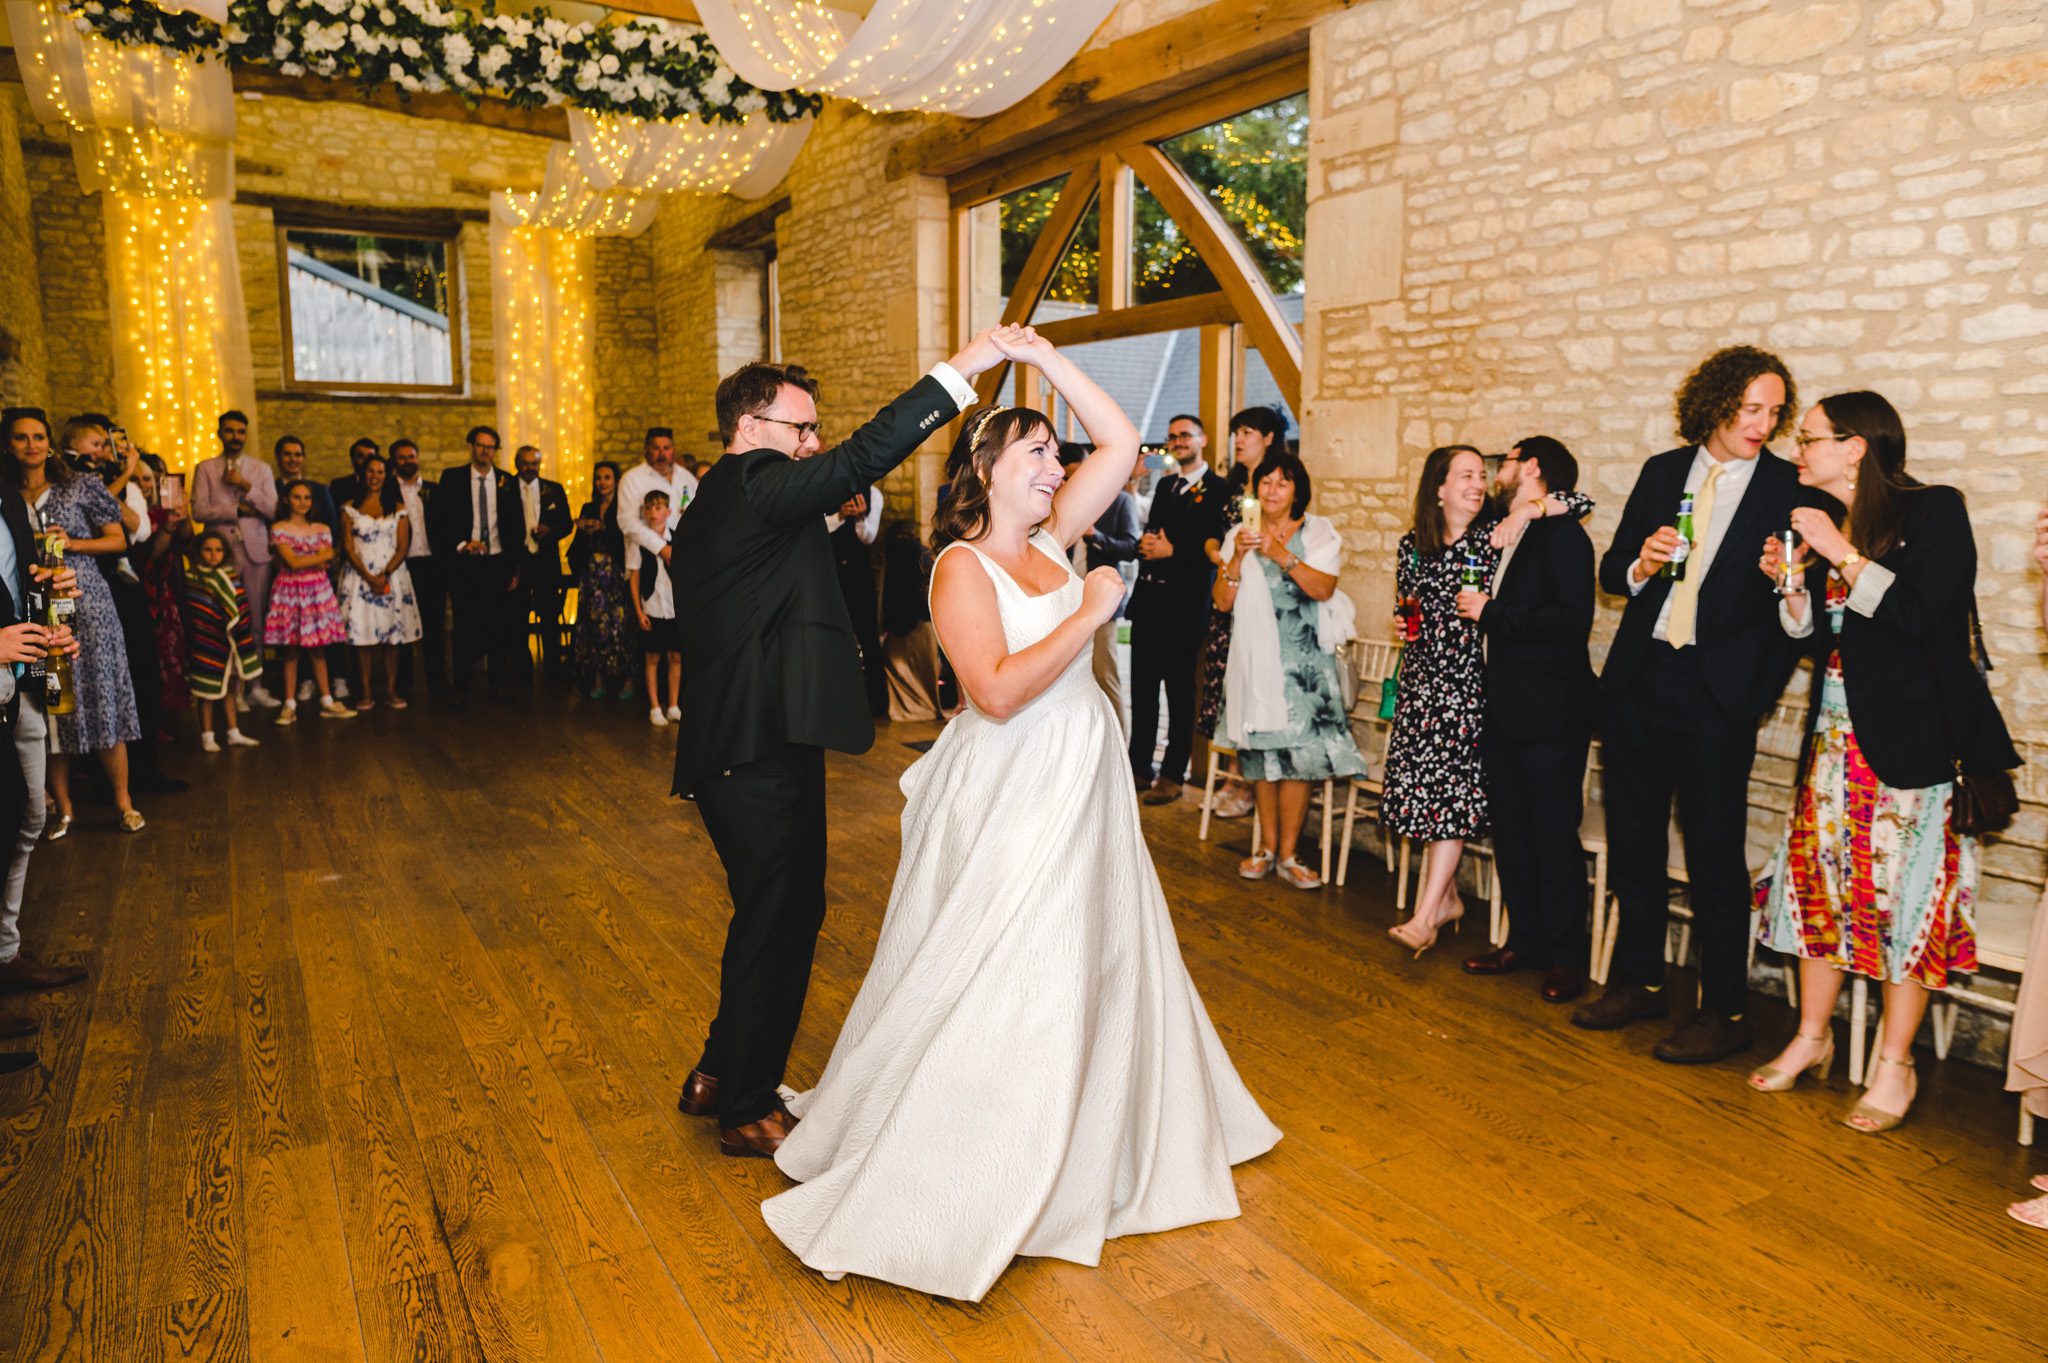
[1197,407,1289,819]
[570,461,635,701]
[1380,445,1591,953]
[132,460,192,721]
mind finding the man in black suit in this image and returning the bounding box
[1059,443,1140,730]
[1127,414,1226,804]
[511,444,573,683]
[1573,346,1813,1063]
[670,325,1013,1158]
[330,436,398,513]
[390,439,443,699]
[428,425,525,707]
[1458,437,1598,1004]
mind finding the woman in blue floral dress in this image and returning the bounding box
[1212,452,1367,890]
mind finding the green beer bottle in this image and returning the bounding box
[1662,492,1695,582]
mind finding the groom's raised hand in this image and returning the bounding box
[991,325,1056,368]
[946,324,1025,382]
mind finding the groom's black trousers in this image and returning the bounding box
[691,743,829,1127]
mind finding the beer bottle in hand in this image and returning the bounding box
[1662,492,1695,582]
[39,530,75,716]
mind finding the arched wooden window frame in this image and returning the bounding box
[949,58,1307,429]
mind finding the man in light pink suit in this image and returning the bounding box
[191,409,282,708]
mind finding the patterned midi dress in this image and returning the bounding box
[1756,576,1977,987]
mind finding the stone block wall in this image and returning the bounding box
[1305,0,2048,734]
[595,234,661,470]
[0,90,48,409]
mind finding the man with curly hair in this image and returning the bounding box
[1574,345,1820,1064]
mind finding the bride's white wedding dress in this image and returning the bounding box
[763,529,1281,1302]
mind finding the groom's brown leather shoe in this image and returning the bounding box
[719,1107,799,1160]
[677,1069,719,1117]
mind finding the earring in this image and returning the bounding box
[1845,464,1859,492]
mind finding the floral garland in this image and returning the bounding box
[62,0,822,125]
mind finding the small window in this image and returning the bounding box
[279,226,461,392]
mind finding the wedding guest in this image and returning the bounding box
[1574,346,1813,1064]
[1200,406,1288,817]
[265,481,354,725]
[73,420,184,794]
[389,439,442,699]
[338,453,422,710]
[190,410,281,709]
[1211,452,1365,890]
[129,459,193,723]
[330,436,396,513]
[1748,392,2014,1132]
[629,490,682,725]
[1128,414,1226,805]
[428,426,525,708]
[1381,446,1589,954]
[4,409,145,836]
[828,482,887,716]
[0,460,85,1043]
[1458,437,1598,1002]
[569,460,634,701]
[2010,505,2048,1201]
[1059,443,1139,732]
[879,519,941,722]
[275,436,338,534]
[512,444,572,683]
[182,529,262,752]
[618,426,699,588]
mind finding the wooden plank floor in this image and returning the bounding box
[0,696,2042,1362]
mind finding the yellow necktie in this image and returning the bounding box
[1665,461,1724,649]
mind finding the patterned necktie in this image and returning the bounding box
[1665,460,1725,649]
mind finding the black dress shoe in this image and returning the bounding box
[1570,984,1670,1031]
[0,1050,37,1075]
[447,693,470,711]
[677,1068,719,1117]
[1652,1013,1753,1065]
[0,1013,37,1040]
[1463,947,1533,976]
[489,687,516,705]
[0,954,87,993]
[1541,967,1588,1004]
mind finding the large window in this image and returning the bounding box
[278,225,462,393]
[953,65,1308,444]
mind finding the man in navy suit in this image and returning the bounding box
[1573,347,1817,1063]
[428,425,526,707]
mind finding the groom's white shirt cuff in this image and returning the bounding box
[930,362,978,412]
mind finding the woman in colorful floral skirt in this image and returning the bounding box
[1750,391,2015,1134]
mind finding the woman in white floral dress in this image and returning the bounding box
[338,453,422,709]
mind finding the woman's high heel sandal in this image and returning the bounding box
[1843,1055,1917,1134]
[1749,1032,1834,1092]
[1388,905,1462,960]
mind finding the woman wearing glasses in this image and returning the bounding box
[1749,391,2015,1133]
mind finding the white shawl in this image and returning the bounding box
[1222,513,1354,746]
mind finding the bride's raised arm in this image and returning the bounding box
[997,330,1141,550]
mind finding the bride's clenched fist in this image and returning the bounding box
[1082,565,1127,625]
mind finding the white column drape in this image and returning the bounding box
[488,210,594,500]
[8,0,251,469]
[692,0,1118,116]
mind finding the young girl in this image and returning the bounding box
[337,453,422,710]
[182,529,262,752]
[627,489,682,726]
[264,480,355,725]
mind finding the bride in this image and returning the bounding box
[761,328,1281,1302]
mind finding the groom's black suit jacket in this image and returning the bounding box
[672,375,959,795]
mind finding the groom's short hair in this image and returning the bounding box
[717,363,820,447]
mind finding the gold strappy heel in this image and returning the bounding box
[1748,1032,1834,1092]
[1843,1055,1917,1133]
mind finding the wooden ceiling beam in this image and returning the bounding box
[889,0,1354,184]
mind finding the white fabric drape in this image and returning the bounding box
[488,213,594,496]
[8,0,250,469]
[693,0,1119,116]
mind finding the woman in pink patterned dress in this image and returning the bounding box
[264,480,355,726]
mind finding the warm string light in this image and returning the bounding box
[493,223,595,509]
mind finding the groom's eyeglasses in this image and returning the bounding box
[756,416,821,439]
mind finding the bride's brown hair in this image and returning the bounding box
[931,405,1057,551]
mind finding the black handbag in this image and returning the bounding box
[1929,605,2017,836]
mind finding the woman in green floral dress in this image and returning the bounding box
[1211,452,1367,890]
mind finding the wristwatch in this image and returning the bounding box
[1839,550,1865,570]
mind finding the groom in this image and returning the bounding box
[673,325,1016,1157]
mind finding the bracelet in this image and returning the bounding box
[1224,572,1239,584]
